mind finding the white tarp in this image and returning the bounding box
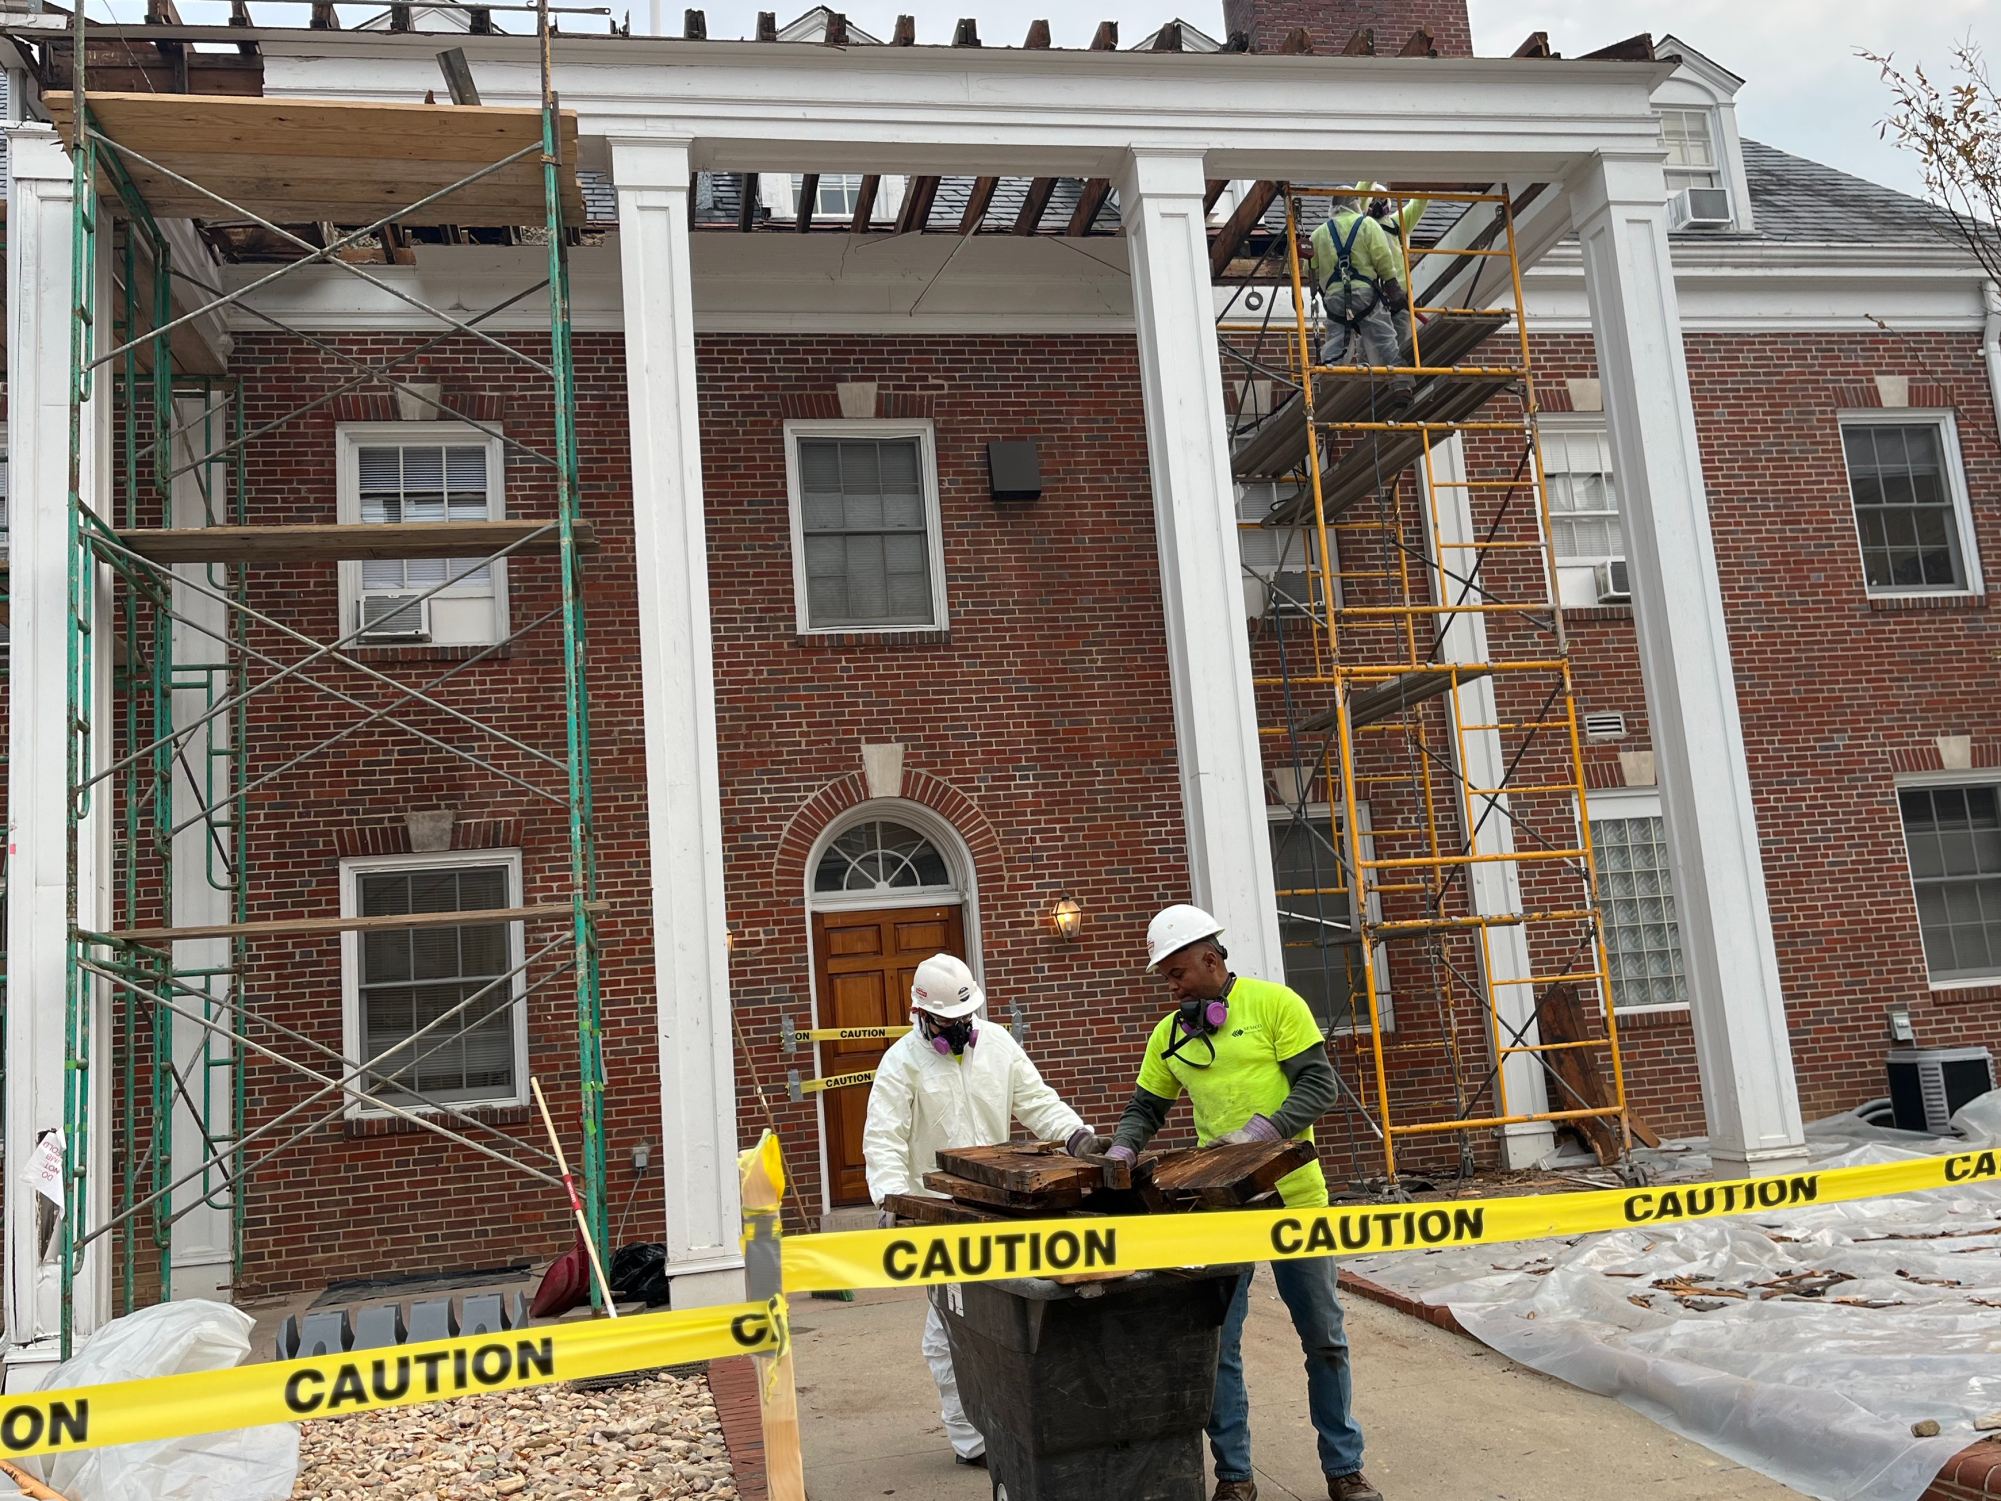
[1345,1098,2001,1501]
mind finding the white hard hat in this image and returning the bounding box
[910,953,984,1019]
[1146,904,1226,971]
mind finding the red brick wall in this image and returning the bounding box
[701,335,1199,1221]
[1221,0,1472,55]
[1531,327,2001,1128]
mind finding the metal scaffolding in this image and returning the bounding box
[51,1,607,1351]
[1218,185,1632,1189]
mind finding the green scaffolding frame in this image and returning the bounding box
[56,0,606,1354]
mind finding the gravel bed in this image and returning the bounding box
[291,1370,739,1500]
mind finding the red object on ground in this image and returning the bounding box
[529,1234,590,1319]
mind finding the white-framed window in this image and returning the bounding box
[1898,782,2001,984]
[1839,414,1982,597]
[1585,788,1689,1012]
[791,174,867,220]
[1237,481,1324,622]
[340,849,526,1113]
[337,423,509,646]
[1540,421,1623,608]
[784,419,947,634]
[1660,107,1722,194]
[1266,802,1391,1034]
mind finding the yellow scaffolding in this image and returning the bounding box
[1221,186,1632,1185]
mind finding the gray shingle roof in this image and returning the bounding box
[1736,138,1946,244]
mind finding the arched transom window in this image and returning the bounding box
[813,820,952,894]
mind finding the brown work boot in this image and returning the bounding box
[1212,1482,1258,1501]
[1330,1473,1384,1501]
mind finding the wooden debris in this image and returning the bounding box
[934,1143,1107,1198]
[882,1191,1009,1226]
[922,1169,1085,1212]
[1146,1140,1316,1208]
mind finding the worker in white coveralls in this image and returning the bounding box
[862,952,1104,1469]
[1098,905,1379,1501]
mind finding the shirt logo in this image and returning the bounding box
[1232,1029,1245,1037]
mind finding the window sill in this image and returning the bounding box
[339,1102,533,1138]
[346,643,514,663]
[1868,593,1986,612]
[1562,604,1633,623]
[1613,1004,1691,1028]
[795,629,952,649]
[1929,980,2001,1004]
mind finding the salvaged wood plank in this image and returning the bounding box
[882,1192,1009,1226]
[1148,1139,1316,1207]
[116,519,598,565]
[923,1169,1085,1211]
[933,1142,1101,1198]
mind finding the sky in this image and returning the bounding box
[107,0,1993,199]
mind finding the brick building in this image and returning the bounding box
[2,0,1992,1354]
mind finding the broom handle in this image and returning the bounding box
[530,1075,620,1318]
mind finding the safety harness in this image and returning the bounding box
[1322,212,1381,328]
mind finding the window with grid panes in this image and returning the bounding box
[1268,810,1379,1034]
[796,436,939,629]
[793,174,865,218]
[356,863,519,1105]
[1237,482,1320,621]
[1593,816,1689,1008]
[1899,786,2001,981]
[355,441,500,640]
[1660,108,1721,193]
[1545,427,1621,564]
[1842,422,1970,592]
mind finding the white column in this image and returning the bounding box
[1121,149,1284,980]
[1421,437,1553,1169]
[1568,152,1807,1177]
[6,124,113,1374]
[609,136,743,1305]
[168,395,235,1301]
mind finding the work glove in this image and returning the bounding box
[1066,1128,1112,1158]
[1213,1115,1281,1147]
[1105,1143,1137,1168]
[876,1206,898,1230]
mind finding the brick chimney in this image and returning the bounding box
[1221,0,1473,57]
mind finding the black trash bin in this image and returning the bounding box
[939,1265,1247,1501]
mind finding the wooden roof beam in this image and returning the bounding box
[1512,31,1553,58]
[1152,21,1183,51]
[958,175,999,234]
[851,173,881,232]
[823,11,848,46]
[683,8,705,39]
[795,172,818,231]
[952,17,979,46]
[1340,27,1370,55]
[892,14,914,44]
[1013,175,1057,235]
[1066,177,1111,237]
[117,519,599,565]
[897,174,940,234]
[1090,20,1117,50]
[1023,18,1049,48]
[1209,179,1278,280]
[1204,179,1229,213]
[309,0,338,27]
[755,10,776,41]
[1582,33,1655,61]
[1398,26,1437,57]
[738,171,760,231]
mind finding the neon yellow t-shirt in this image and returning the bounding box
[1135,975,1329,1208]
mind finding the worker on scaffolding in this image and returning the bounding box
[863,952,1104,1471]
[1367,183,1430,360]
[1099,906,1379,1501]
[1304,185,1414,413]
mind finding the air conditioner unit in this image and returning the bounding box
[357,593,430,641]
[1668,186,1732,231]
[1594,559,1631,604]
[1886,1046,1994,1135]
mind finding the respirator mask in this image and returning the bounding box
[1162,977,1235,1069]
[919,1011,978,1057]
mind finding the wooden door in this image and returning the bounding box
[812,904,965,1206]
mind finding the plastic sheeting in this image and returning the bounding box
[1346,1109,2001,1501]
[24,1299,299,1501]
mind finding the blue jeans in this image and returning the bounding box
[1210,1259,1365,1482]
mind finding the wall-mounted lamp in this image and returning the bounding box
[1048,894,1084,943]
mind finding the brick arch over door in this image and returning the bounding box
[773,769,1005,906]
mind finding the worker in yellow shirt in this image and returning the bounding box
[1367,184,1429,360]
[1304,185,1412,412]
[1105,906,1381,1501]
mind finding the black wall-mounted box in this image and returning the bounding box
[987,440,1043,503]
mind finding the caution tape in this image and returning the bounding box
[0,1302,779,1462]
[781,1148,2001,1294]
[787,1067,877,1100]
[780,1017,910,1054]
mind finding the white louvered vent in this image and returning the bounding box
[1583,712,1627,743]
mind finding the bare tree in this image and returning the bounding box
[1866,39,2001,283]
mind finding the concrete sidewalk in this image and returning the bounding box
[792,1271,1804,1500]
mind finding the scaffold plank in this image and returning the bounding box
[92,900,608,948]
[45,91,586,223]
[116,518,598,564]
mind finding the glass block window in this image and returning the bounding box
[815,821,952,894]
[1900,786,2001,981]
[356,863,518,1105]
[1268,812,1369,1033]
[1660,108,1721,193]
[797,437,938,629]
[1544,426,1622,564]
[1594,815,1689,1009]
[1843,423,1969,593]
